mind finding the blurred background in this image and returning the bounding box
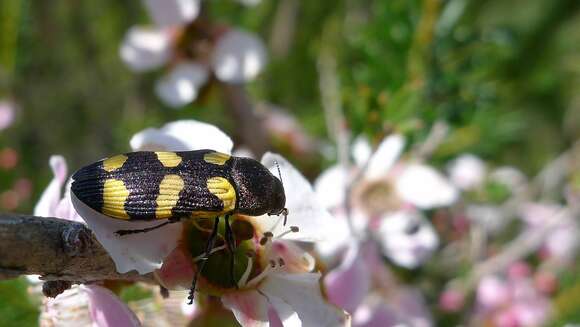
[0,0,579,326]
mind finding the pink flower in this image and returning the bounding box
[475,271,552,326]
[324,241,433,326]
[34,156,141,327]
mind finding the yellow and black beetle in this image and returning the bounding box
[71,149,287,302]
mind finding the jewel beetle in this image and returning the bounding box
[71,149,287,302]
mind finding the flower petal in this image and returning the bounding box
[83,285,141,327]
[269,239,315,273]
[324,242,371,313]
[260,273,350,327]
[260,153,336,243]
[71,192,183,274]
[352,300,400,327]
[352,136,372,168]
[314,210,353,259]
[130,120,233,153]
[476,275,510,309]
[377,211,439,269]
[155,246,195,290]
[119,26,171,72]
[155,62,209,107]
[55,179,84,223]
[34,155,68,217]
[447,154,486,190]
[314,164,349,210]
[143,0,200,27]
[267,296,301,327]
[0,100,16,130]
[395,164,458,209]
[365,134,405,179]
[212,29,267,83]
[222,290,270,327]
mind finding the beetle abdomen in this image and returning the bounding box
[71,150,238,221]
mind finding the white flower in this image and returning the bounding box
[155,62,209,107]
[221,154,349,326]
[447,154,486,191]
[71,120,348,326]
[314,134,456,267]
[143,0,200,28]
[119,26,172,72]
[212,29,267,83]
[130,119,233,153]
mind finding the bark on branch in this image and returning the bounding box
[0,214,155,285]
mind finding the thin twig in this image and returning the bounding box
[219,83,270,156]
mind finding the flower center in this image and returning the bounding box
[356,180,401,216]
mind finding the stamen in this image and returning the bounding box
[259,237,269,246]
[238,256,253,288]
[193,245,227,262]
[269,260,276,268]
[278,258,285,266]
[245,264,274,288]
[275,226,300,239]
[263,232,274,238]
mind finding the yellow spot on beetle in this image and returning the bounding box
[156,152,182,168]
[103,154,128,172]
[203,152,231,165]
[207,177,236,212]
[155,174,185,219]
[102,179,130,219]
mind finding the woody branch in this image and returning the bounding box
[0,214,155,290]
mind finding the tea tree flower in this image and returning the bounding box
[315,134,457,268]
[72,120,349,326]
[120,0,267,107]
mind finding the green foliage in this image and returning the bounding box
[119,284,154,303]
[0,278,39,327]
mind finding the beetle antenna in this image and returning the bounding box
[274,160,283,188]
[274,160,289,226]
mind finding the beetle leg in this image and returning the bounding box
[188,216,220,304]
[224,214,238,289]
[115,219,177,236]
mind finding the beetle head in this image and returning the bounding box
[232,157,286,217]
